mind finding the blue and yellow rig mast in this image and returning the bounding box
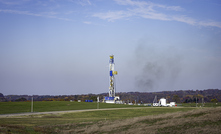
[109,55,118,97]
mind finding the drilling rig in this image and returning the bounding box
[104,55,121,103]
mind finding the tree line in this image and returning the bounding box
[0,89,220,103]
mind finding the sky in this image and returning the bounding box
[0,0,221,95]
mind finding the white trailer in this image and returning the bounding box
[159,98,168,107]
[153,97,176,107]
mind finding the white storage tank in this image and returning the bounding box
[170,102,176,107]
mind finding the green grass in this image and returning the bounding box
[0,107,196,133]
[0,101,144,114]
[0,101,220,133]
[1,101,220,115]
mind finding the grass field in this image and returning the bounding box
[0,101,220,114]
[0,101,220,133]
[0,101,144,114]
[0,107,197,133]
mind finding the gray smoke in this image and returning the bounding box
[134,41,182,91]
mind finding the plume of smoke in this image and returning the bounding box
[134,41,182,91]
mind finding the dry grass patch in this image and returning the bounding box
[76,107,221,134]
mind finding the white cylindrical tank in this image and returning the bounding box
[170,102,175,106]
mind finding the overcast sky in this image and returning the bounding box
[0,0,221,95]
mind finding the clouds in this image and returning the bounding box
[114,0,184,11]
[171,15,196,25]
[198,21,221,28]
[83,21,91,24]
[0,0,220,28]
[93,0,185,22]
[0,0,92,22]
[0,0,29,5]
[93,0,179,22]
[93,10,132,22]
[93,0,221,28]
[76,0,92,6]
[0,9,74,21]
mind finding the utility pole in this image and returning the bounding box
[97,96,99,109]
[196,96,197,107]
[31,96,33,112]
[202,98,204,107]
[196,90,198,107]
